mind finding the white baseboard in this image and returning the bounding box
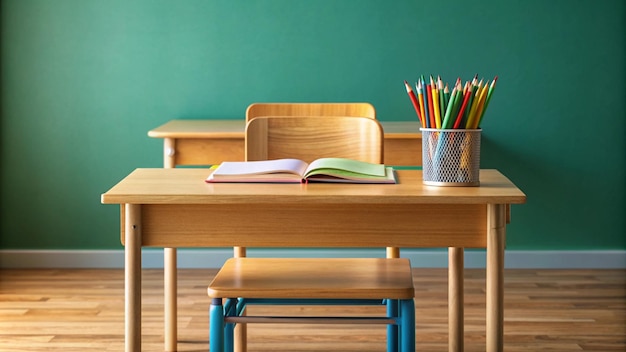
[1,249,625,269]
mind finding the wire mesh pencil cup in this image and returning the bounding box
[421,128,481,186]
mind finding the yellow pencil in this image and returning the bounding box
[471,82,490,128]
[431,76,442,128]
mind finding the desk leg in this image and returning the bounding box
[234,247,247,352]
[163,137,178,351]
[164,137,176,168]
[487,204,506,352]
[448,247,464,352]
[165,248,177,351]
[125,204,142,352]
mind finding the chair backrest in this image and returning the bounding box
[245,116,383,164]
[246,102,376,121]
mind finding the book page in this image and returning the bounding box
[305,167,396,183]
[304,158,386,178]
[211,159,308,177]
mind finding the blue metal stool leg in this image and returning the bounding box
[210,298,224,352]
[224,321,234,352]
[399,299,415,352]
[387,299,399,352]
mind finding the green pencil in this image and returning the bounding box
[443,83,451,112]
[441,80,461,129]
[438,76,446,120]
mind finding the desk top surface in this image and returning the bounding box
[148,119,421,139]
[102,168,526,205]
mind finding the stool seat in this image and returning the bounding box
[208,257,415,300]
[208,257,416,352]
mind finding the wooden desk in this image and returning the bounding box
[148,119,423,167]
[148,119,423,350]
[101,168,526,352]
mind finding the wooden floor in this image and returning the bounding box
[0,268,624,352]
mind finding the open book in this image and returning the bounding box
[206,158,396,184]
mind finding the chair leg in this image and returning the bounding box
[210,299,224,352]
[225,320,235,352]
[387,299,399,352]
[233,248,247,352]
[223,299,239,352]
[399,299,416,352]
[213,297,414,352]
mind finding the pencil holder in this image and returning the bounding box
[421,128,481,186]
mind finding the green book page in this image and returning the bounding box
[304,167,396,183]
[303,158,386,178]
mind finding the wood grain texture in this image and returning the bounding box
[245,103,376,122]
[101,169,527,206]
[245,116,383,164]
[135,204,486,249]
[147,119,422,166]
[208,258,415,299]
[1,268,624,351]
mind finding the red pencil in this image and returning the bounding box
[426,82,435,128]
[404,80,423,126]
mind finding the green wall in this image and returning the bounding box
[1,0,624,251]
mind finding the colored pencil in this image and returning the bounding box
[445,80,464,129]
[437,77,446,119]
[431,76,442,128]
[441,83,458,129]
[442,82,450,112]
[476,76,498,128]
[416,81,426,126]
[426,81,435,128]
[403,75,497,129]
[404,80,423,126]
[469,81,489,129]
[453,81,472,129]
[461,77,478,127]
[466,79,484,129]
[420,76,426,128]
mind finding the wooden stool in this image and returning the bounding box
[208,258,416,352]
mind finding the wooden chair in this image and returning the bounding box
[208,116,416,352]
[234,103,398,351]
